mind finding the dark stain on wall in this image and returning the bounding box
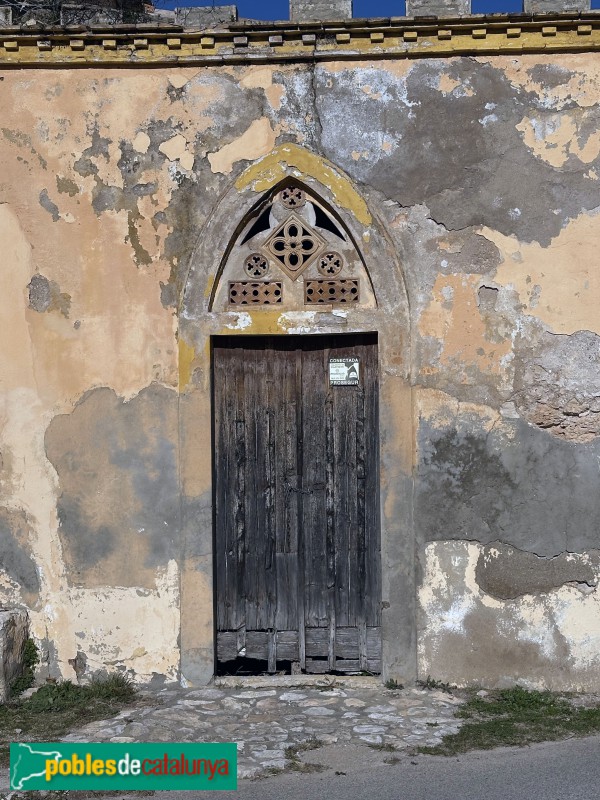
[39,188,60,222]
[71,74,267,287]
[0,507,40,606]
[45,384,179,589]
[476,542,599,599]
[417,418,600,557]
[315,59,600,245]
[28,274,71,317]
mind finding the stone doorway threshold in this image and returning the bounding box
[213,674,383,690]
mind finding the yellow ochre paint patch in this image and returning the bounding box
[204,275,215,299]
[178,338,196,390]
[235,143,372,226]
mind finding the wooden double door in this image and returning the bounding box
[213,334,381,674]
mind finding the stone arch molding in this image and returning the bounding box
[177,144,417,686]
[180,144,409,329]
[210,177,375,311]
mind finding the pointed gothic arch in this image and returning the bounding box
[208,178,377,312]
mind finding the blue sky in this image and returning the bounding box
[162,0,599,18]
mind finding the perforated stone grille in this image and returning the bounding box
[229,281,283,305]
[304,279,360,304]
[317,251,344,277]
[244,253,269,278]
[262,213,326,281]
[280,186,306,210]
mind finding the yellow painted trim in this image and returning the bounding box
[178,337,196,391]
[0,17,599,66]
[234,143,372,226]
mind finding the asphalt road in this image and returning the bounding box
[118,735,600,800]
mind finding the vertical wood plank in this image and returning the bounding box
[264,338,277,638]
[213,343,227,632]
[244,345,260,631]
[325,387,336,671]
[355,344,368,653]
[275,343,299,633]
[301,344,328,628]
[364,338,382,628]
[232,347,246,636]
[295,346,306,670]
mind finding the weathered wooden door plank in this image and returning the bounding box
[295,346,306,671]
[301,345,328,630]
[214,334,381,674]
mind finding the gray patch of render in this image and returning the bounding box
[38,188,60,222]
[67,650,87,681]
[313,59,600,245]
[513,329,600,442]
[27,274,71,317]
[416,417,600,557]
[290,0,352,20]
[525,0,590,11]
[175,5,237,26]
[28,274,52,313]
[406,0,470,16]
[44,384,179,589]
[38,636,61,681]
[476,542,600,599]
[0,508,40,606]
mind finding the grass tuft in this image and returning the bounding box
[418,685,600,756]
[0,673,137,767]
[284,738,326,773]
[10,639,39,698]
[417,676,454,693]
[384,679,403,690]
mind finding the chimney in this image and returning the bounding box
[406,0,470,15]
[524,0,590,11]
[290,1,353,22]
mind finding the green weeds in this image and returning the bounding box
[0,673,137,767]
[418,685,600,756]
[384,679,404,690]
[10,639,39,698]
[284,738,326,773]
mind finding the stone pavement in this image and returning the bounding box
[61,676,464,778]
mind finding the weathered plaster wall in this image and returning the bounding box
[419,541,600,691]
[0,49,598,686]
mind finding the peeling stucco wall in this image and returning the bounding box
[419,541,600,691]
[0,46,598,687]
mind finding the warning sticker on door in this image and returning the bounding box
[329,357,360,386]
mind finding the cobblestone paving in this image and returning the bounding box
[62,677,465,778]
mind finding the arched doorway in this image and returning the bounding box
[212,181,381,674]
[178,145,413,684]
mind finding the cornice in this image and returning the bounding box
[0,13,599,67]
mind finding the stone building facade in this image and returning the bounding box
[1,0,600,689]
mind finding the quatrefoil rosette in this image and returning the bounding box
[261,213,326,281]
